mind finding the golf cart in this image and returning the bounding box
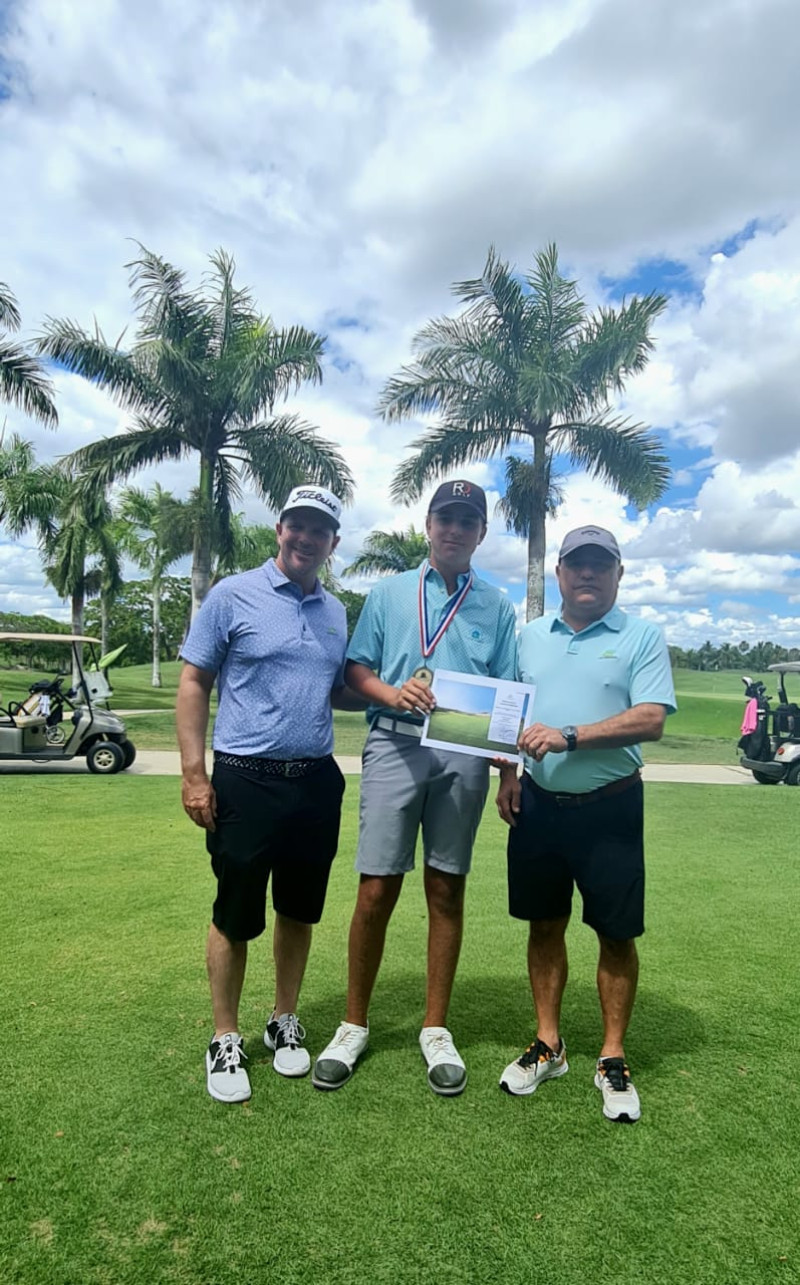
[0,633,136,773]
[738,662,800,786]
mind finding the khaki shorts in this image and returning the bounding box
[355,726,490,877]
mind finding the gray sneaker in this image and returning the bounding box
[264,1012,310,1078]
[499,1037,568,1096]
[594,1057,641,1122]
[312,1021,369,1090]
[206,1033,251,1103]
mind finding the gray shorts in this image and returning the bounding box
[355,726,490,877]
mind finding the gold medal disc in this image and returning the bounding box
[413,665,434,687]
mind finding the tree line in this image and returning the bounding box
[669,640,800,670]
[1,241,671,677]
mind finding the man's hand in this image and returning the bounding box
[182,775,217,832]
[518,723,568,762]
[496,766,521,827]
[389,676,436,717]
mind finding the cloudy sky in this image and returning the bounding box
[2,0,799,647]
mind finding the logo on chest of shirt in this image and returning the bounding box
[598,649,618,659]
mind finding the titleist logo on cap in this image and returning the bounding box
[294,488,338,514]
[280,484,343,527]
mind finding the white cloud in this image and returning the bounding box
[1,0,800,646]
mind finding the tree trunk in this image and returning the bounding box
[100,593,110,655]
[191,457,213,620]
[71,586,85,687]
[151,576,162,688]
[525,434,548,620]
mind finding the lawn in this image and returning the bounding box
[0,662,789,763]
[2,781,799,1284]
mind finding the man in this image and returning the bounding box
[312,480,517,1096]
[496,525,676,1123]
[177,484,357,1104]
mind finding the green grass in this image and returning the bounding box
[3,782,799,1284]
[0,663,788,763]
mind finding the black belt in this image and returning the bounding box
[214,751,331,778]
[525,769,641,808]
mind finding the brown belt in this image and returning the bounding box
[525,769,641,808]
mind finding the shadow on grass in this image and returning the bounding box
[294,972,706,1071]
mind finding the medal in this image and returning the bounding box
[413,665,434,687]
[418,560,473,659]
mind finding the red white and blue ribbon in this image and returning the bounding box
[418,560,474,659]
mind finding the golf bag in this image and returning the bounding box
[738,678,771,762]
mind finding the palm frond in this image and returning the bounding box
[390,424,511,504]
[343,526,429,577]
[36,319,162,413]
[0,339,58,425]
[234,415,354,506]
[64,421,190,491]
[127,245,210,348]
[496,453,563,536]
[559,418,671,507]
[0,282,22,332]
[572,293,667,401]
[524,243,586,351]
[206,249,258,358]
[232,323,325,420]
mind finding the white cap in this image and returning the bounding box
[280,484,342,529]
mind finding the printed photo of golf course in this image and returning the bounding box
[425,675,531,756]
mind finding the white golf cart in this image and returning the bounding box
[0,632,136,773]
[739,661,800,786]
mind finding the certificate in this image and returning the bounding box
[420,669,536,763]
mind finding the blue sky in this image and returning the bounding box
[1,0,799,647]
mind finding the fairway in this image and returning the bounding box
[2,779,799,1284]
[0,663,782,764]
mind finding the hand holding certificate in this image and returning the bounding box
[420,669,536,763]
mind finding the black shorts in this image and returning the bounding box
[507,774,645,940]
[207,757,345,941]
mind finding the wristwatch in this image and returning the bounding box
[561,725,578,752]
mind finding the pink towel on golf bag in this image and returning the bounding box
[740,698,758,735]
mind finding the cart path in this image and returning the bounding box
[0,751,759,783]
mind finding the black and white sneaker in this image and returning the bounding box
[594,1056,641,1122]
[206,1033,251,1103]
[264,1011,311,1077]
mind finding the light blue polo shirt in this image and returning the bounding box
[517,604,676,792]
[347,562,518,726]
[180,559,347,758]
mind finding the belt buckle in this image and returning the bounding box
[554,792,579,808]
[284,761,291,777]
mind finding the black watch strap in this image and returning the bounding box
[561,725,578,752]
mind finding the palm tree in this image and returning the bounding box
[0,283,57,426]
[343,525,429,577]
[0,437,120,673]
[36,246,354,618]
[44,485,122,648]
[117,484,194,686]
[380,244,670,618]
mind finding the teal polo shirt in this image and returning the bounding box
[517,604,676,792]
[347,562,518,726]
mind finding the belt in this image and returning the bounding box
[375,716,424,738]
[525,769,641,808]
[214,751,331,778]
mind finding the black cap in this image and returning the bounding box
[427,480,487,521]
[558,526,621,561]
